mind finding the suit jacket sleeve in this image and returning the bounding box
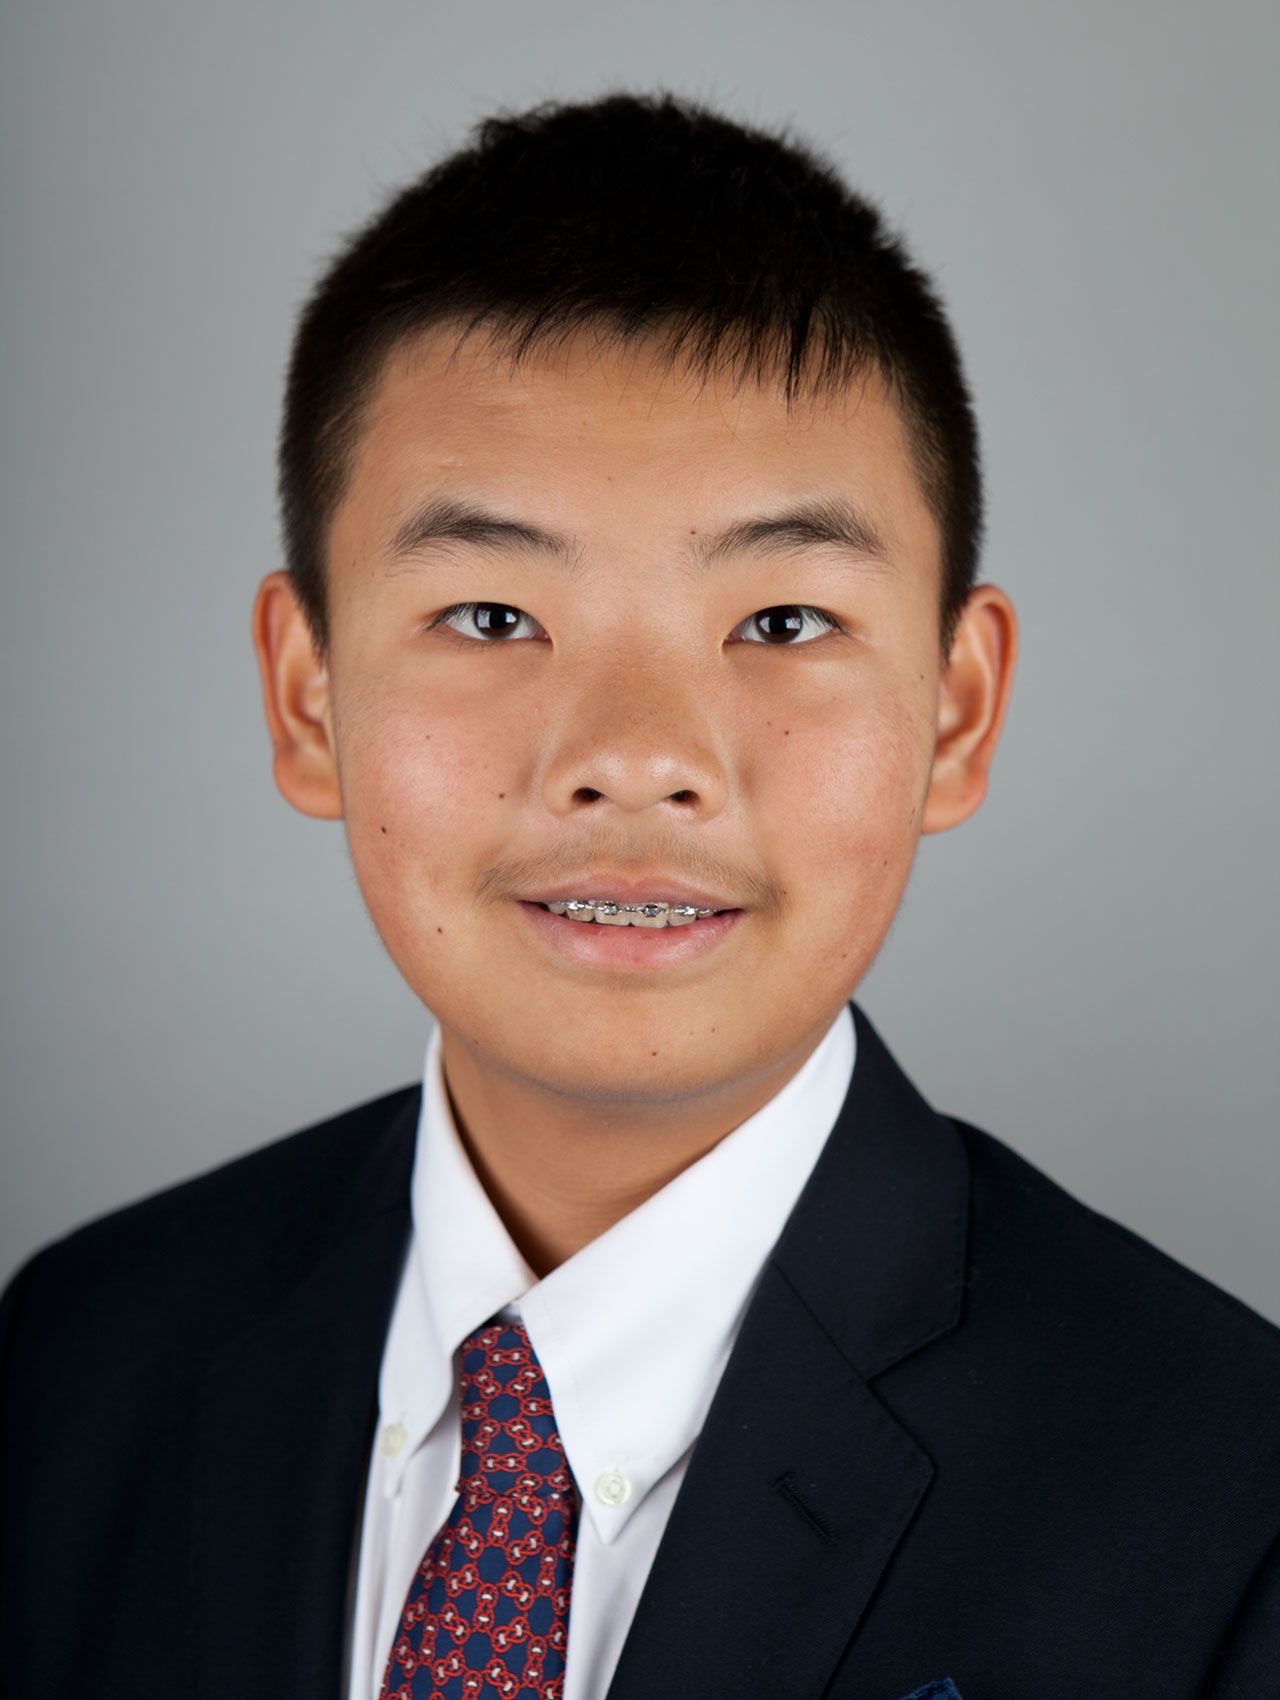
[1206,1523,1280,1695]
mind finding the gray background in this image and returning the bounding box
[2,0,1277,1319]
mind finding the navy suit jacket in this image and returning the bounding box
[2,1002,1278,1697]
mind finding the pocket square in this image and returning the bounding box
[897,1682,963,1700]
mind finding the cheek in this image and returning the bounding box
[333,684,519,920]
[762,695,930,916]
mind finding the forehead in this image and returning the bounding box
[334,322,939,563]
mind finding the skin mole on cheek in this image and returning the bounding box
[497,792,505,799]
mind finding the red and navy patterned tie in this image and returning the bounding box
[380,1317,580,1700]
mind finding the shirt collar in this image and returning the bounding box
[379,1004,856,1545]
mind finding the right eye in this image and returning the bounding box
[426,602,544,643]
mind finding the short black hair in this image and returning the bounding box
[279,91,983,660]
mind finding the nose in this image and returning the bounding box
[537,663,730,823]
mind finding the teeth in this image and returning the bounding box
[542,899,720,928]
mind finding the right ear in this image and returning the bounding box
[250,571,344,819]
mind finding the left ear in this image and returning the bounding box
[920,584,1019,834]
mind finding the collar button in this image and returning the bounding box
[594,1469,631,1507]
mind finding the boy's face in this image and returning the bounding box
[254,326,1014,1106]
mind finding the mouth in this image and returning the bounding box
[515,898,743,969]
[537,898,726,929]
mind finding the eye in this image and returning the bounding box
[731,605,841,645]
[426,601,543,642]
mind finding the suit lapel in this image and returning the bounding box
[603,1262,936,1700]
[192,1090,418,1700]
[606,1002,970,1700]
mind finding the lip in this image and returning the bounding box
[519,875,740,910]
[515,899,743,970]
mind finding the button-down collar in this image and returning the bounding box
[377,1003,855,1545]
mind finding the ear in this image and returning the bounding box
[250,570,343,820]
[920,583,1018,835]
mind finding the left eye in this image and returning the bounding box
[425,601,840,645]
[732,605,840,645]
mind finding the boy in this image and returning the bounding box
[1,92,1277,1699]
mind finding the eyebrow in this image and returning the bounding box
[695,496,892,571]
[383,492,894,575]
[387,496,576,568]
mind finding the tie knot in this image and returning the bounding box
[456,1318,575,1512]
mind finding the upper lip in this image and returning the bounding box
[520,875,741,910]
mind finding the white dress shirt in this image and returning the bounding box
[346,1002,856,1700]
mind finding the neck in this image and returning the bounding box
[436,1023,830,1278]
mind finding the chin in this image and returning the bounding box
[494,1013,755,1105]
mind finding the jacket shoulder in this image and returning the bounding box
[954,1115,1280,1387]
[1,1081,421,1357]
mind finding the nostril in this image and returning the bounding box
[669,790,697,803]
[573,787,604,802]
